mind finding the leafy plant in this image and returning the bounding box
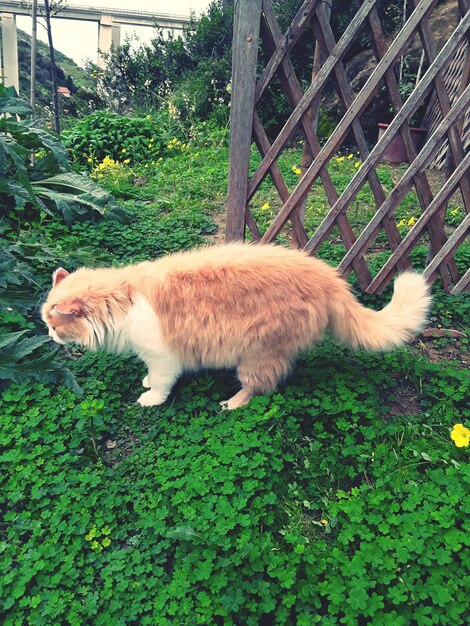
[0,245,38,313]
[0,329,80,393]
[90,1,232,117]
[62,110,166,168]
[0,243,81,391]
[74,398,109,460]
[0,84,126,226]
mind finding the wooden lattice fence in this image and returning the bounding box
[225,0,470,294]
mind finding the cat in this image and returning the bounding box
[41,243,431,410]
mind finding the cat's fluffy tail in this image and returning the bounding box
[328,272,431,352]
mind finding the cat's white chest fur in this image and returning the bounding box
[125,295,166,354]
[125,295,184,407]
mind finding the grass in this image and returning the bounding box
[1,128,469,625]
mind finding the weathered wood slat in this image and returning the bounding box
[248,0,379,200]
[360,0,454,286]
[225,0,263,241]
[226,0,468,293]
[312,2,408,278]
[292,21,325,248]
[245,209,263,241]
[300,17,470,255]
[409,0,467,283]
[255,0,320,104]
[260,0,445,244]
[252,112,308,245]
[451,266,470,294]
[260,0,372,284]
[422,214,470,284]
[414,0,470,212]
[258,2,340,207]
[367,150,470,292]
[335,85,470,276]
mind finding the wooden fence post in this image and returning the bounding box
[225,0,263,241]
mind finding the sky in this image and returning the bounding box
[16,1,212,68]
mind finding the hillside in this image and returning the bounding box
[3,27,101,113]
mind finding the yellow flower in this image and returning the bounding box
[123,159,130,164]
[397,219,406,228]
[321,519,329,525]
[121,148,126,153]
[149,138,154,143]
[261,202,270,211]
[407,216,416,226]
[347,154,353,159]
[336,156,345,163]
[354,162,360,168]
[87,157,93,163]
[292,166,301,175]
[450,207,460,215]
[451,424,470,447]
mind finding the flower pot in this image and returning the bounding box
[377,123,427,164]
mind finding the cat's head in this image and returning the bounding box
[41,268,94,347]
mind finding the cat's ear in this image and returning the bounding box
[52,268,69,287]
[54,299,83,317]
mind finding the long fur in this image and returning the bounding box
[41,243,432,409]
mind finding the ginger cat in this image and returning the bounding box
[42,243,431,409]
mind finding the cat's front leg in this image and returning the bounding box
[137,353,183,407]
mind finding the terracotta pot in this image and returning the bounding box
[377,123,427,164]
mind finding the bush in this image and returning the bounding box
[90,1,232,120]
[0,85,128,390]
[62,110,165,169]
[0,85,125,228]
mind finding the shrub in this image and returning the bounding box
[0,86,126,389]
[0,85,125,228]
[62,110,166,169]
[92,1,232,117]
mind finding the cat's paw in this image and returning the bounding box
[220,388,255,410]
[142,375,151,388]
[137,390,167,407]
[219,398,238,411]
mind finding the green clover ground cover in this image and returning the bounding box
[1,125,469,624]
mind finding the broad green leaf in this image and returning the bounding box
[0,84,31,116]
[0,330,29,351]
[34,172,112,198]
[8,335,51,361]
[0,286,38,312]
